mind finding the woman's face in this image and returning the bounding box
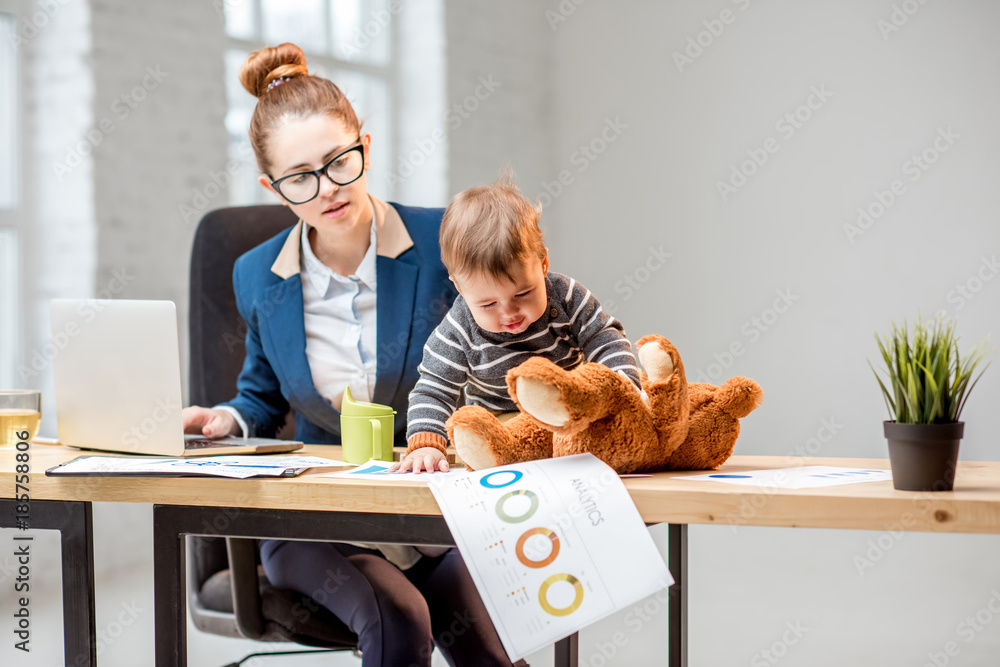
[259,114,372,234]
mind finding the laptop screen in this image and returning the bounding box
[50,299,186,456]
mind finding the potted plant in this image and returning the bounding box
[871,315,992,491]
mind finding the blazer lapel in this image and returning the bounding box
[374,255,418,405]
[258,277,342,434]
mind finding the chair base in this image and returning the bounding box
[223,647,361,667]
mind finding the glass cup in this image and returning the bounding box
[0,390,42,448]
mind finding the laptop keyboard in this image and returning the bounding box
[184,438,236,450]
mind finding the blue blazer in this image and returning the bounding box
[220,202,456,446]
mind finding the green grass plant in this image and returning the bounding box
[871,315,992,424]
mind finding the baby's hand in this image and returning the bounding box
[388,447,449,474]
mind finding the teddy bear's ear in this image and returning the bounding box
[716,377,763,418]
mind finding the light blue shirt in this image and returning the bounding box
[299,206,379,411]
[217,204,380,438]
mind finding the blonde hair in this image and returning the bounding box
[440,172,546,284]
[238,43,362,175]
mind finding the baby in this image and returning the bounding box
[392,175,640,472]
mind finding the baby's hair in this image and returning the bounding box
[440,168,546,285]
[238,43,362,175]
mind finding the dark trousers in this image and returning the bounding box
[260,540,520,667]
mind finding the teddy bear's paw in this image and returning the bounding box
[717,377,763,418]
[637,335,681,383]
[514,376,571,428]
[452,423,500,471]
[447,406,507,471]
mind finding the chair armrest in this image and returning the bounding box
[226,538,266,639]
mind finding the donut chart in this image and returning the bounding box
[480,470,523,488]
[515,527,560,568]
[538,573,584,617]
[495,490,539,523]
[475,466,588,621]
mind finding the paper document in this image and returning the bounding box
[428,454,672,661]
[318,459,468,483]
[192,455,351,468]
[680,466,892,489]
[45,455,349,479]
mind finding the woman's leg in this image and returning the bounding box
[260,539,434,667]
[405,548,523,667]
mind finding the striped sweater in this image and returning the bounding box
[406,272,641,446]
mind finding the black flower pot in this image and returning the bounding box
[884,421,964,491]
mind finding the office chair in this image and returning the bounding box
[187,205,360,664]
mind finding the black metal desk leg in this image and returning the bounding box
[18,500,97,667]
[153,505,187,667]
[668,524,687,667]
[2,500,96,666]
[58,502,96,667]
[555,633,579,667]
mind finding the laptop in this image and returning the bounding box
[50,299,303,457]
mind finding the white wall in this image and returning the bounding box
[540,0,1000,665]
[444,0,555,202]
[394,0,449,207]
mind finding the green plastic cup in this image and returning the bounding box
[340,386,395,464]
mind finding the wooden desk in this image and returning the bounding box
[19,446,1000,533]
[6,445,1000,666]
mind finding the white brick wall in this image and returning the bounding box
[90,0,228,398]
[20,0,95,427]
[19,0,228,423]
[17,0,229,575]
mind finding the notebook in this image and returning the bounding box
[50,299,302,457]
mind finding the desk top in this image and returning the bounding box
[4,444,1000,534]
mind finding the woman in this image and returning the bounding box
[181,43,516,666]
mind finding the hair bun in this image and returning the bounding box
[239,43,309,98]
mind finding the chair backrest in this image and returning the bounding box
[187,204,298,592]
[189,204,299,411]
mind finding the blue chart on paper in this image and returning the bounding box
[350,462,394,475]
[709,474,753,479]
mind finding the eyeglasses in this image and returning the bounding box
[269,142,365,205]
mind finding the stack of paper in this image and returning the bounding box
[46,455,350,479]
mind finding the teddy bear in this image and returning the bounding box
[446,335,763,474]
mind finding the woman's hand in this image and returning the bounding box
[182,406,240,439]
[388,447,449,473]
